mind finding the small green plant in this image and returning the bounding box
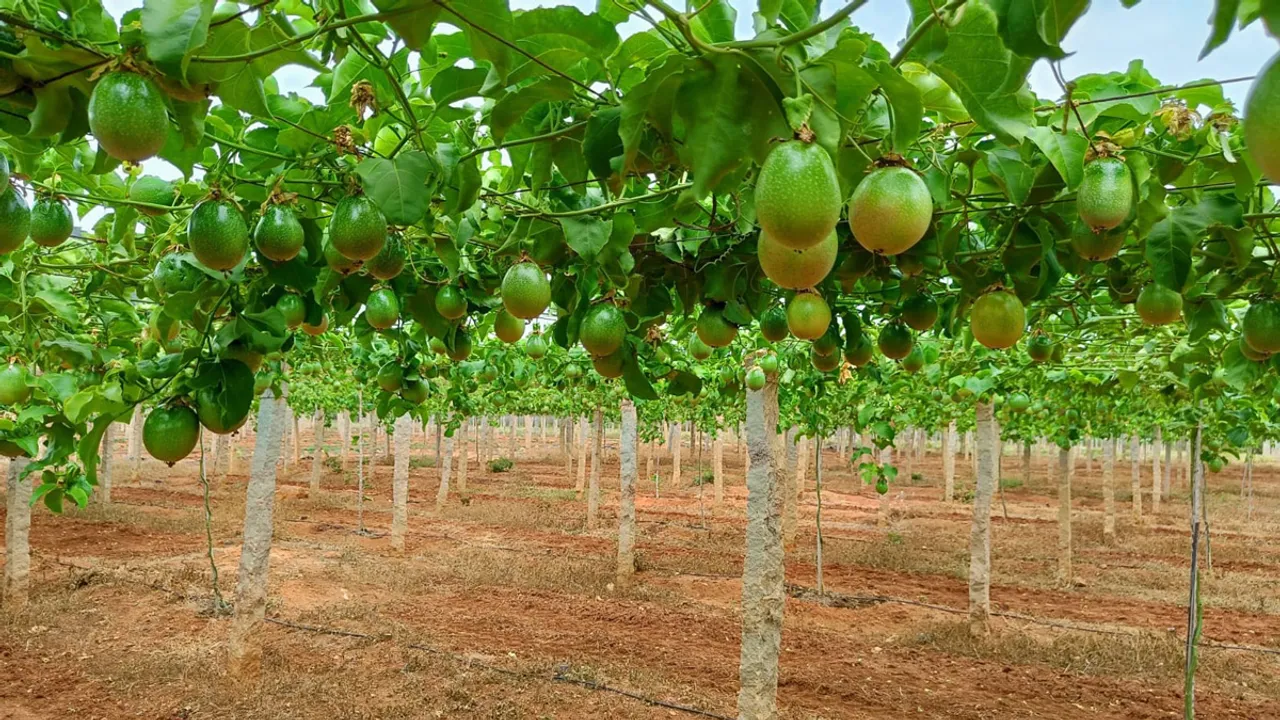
[1000,478,1023,490]
[488,457,514,473]
[691,469,715,486]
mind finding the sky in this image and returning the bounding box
[91,0,1276,186]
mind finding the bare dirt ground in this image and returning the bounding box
[4,426,1280,719]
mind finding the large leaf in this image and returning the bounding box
[371,0,443,50]
[489,77,577,143]
[562,216,614,263]
[142,0,216,81]
[867,62,922,154]
[1200,0,1242,58]
[690,0,737,44]
[619,55,687,174]
[988,0,1089,60]
[924,1,1036,145]
[355,152,432,226]
[1145,196,1243,291]
[1027,126,1087,190]
[985,146,1035,205]
[674,54,788,199]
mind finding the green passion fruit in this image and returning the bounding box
[1078,157,1134,232]
[754,140,842,250]
[188,200,249,271]
[811,346,841,372]
[29,197,73,248]
[494,309,526,343]
[88,72,168,162]
[1027,334,1054,362]
[1240,335,1271,362]
[900,344,925,373]
[1007,393,1031,412]
[143,405,200,465]
[900,292,938,332]
[786,292,831,340]
[1245,51,1280,183]
[689,335,713,360]
[254,205,305,262]
[501,261,551,320]
[1135,284,1183,326]
[696,307,738,348]
[329,195,387,261]
[448,331,474,361]
[526,333,548,359]
[580,304,626,357]
[970,290,1026,350]
[757,230,837,290]
[759,305,789,342]
[401,379,429,404]
[593,351,625,379]
[745,366,767,390]
[435,285,468,320]
[277,294,306,329]
[848,166,932,256]
[1242,300,1280,354]
[844,334,874,366]
[153,254,202,296]
[757,353,779,374]
[1070,225,1126,261]
[365,287,400,330]
[0,363,30,405]
[0,186,30,253]
[877,321,914,360]
[812,326,841,357]
[366,232,407,280]
[324,240,361,274]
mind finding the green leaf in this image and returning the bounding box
[985,147,1035,205]
[489,77,577,143]
[1027,126,1087,190]
[924,1,1036,145]
[32,289,78,323]
[142,0,216,81]
[442,0,514,84]
[1200,0,1241,59]
[27,85,72,138]
[619,55,687,174]
[621,346,659,401]
[674,54,788,199]
[562,216,614,262]
[988,0,1089,60]
[1185,298,1230,343]
[1145,197,1243,291]
[583,107,623,187]
[1223,341,1262,390]
[690,0,737,44]
[867,62,922,154]
[355,152,432,226]
[371,0,443,50]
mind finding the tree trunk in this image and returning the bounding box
[671,422,682,487]
[391,414,412,551]
[713,421,724,505]
[943,421,956,501]
[1130,435,1142,519]
[1103,438,1116,545]
[969,402,997,636]
[587,408,603,530]
[1163,438,1173,498]
[737,365,783,720]
[436,432,453,509]
[1022,441,1032,487]
[782,427,799,548]
[3,457,32,610]
[814,437,825,595]
[1056,445,1073,586]
[340,411,351,472]
[575,417,588,496]
[292,407,301,466]
[434,419,442,469]
[99,422,115,505]
[1152,428,1163,514]
[310,414,326,494]
[617,400,637,585]
[564,417,574,476]
[227,389,286,678]
[457,420,468,497]
[127,405,142,480]
[795,435,809,497]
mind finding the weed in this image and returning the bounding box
[488,457,514,473]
